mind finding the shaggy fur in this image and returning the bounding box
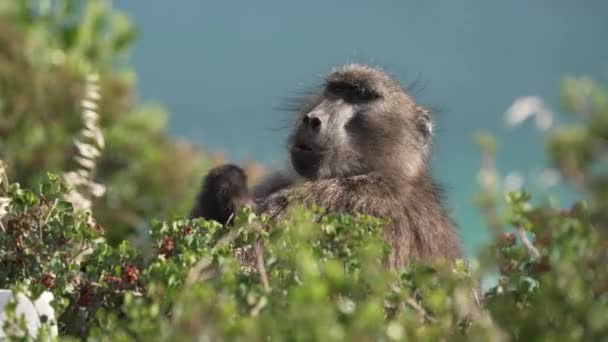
[190,164,250,225]
[191,64,462,269]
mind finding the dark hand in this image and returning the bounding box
[190,164,251,225]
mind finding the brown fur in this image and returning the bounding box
[192,64,462,269]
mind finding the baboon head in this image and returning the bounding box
[289,64,433,181]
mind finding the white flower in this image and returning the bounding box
[33,291,57,337]
[64,171,86,187]
[63,72,105,224]
[89,182,106,198]
[83,110,99,128]
[0,290,57,338]
[74,141,101,160]
[86,85,101,101]
[0,197,9,220]
[74,156,96,170]
[386,322,404,340]
[82,129,105,149]
[504,171,524,192]
[77,169,89,178]
[50,49,65,66]
[64,190,92,213]
[505,96,553,131]
[86,73,100,83]
[81,99,98,111]
[478,169,498,190]
[536,168,561,188]
[0,160,6,185]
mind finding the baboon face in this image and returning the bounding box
[289,64,433,179]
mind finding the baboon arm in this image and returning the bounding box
[251,171,294,200]
[254,174,390,220]
[190,164,251,225]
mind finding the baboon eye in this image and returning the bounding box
[326,81,380,103]
[417,115,433,146]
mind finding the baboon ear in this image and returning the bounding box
[415,106,433,147]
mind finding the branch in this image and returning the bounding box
[516,225,540,259]
[472,287,481,307]
[454,287,508,342]
[254,239,271,293]
[405,297,437,323]
[184,257,216,286]
[43,199,59,225]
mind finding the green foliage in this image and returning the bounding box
[0,0,213,245]
[1,159,607,340]
[550,77,608,229]
[0,174,477,340]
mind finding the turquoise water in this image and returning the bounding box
[116,1,608,256]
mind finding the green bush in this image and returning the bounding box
[1,101,607,339]
[0,0,213,245]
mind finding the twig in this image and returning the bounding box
[254,239,271,293]
[184,257,216,286]
[214,226,243,249]
[250,296,267,317]
[515,225,540,259]
[454,287,508,342]
[472,287,481,307]
[37,198,58,242]
[405,297,437,323]
[43,199,59,224]
[67,242,92,264]
[224,212,235,226]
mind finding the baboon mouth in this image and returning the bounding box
[290,142,324,178]
[295,143,314,152]
[292,143,325,155]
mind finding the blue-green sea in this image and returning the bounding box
[116,0,608,256]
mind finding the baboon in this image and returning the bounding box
[190,164,250,225]
[191,64,462,269]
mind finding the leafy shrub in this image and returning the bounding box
[0,0,214,244]
[1,132,607,340]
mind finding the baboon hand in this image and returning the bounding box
[190,164,251,225]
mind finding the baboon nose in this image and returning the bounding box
[302,113,323,133]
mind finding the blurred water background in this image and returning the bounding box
[115,0,608,255]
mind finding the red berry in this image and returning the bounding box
[77,285,94,307]
[159,236,175,257]
[597,281,608,295]
[569,203,584,217]
[532,257,551,274]
[94,223,105,233]
[536,231,552,247]
[499,262,515,275]
[183,226,193,235]
[104,275,121,286]
[7,219,18,232]
[40,273,56,289]
[13,237,23,250]
[122,265,140,285]
[498,232,516,247]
